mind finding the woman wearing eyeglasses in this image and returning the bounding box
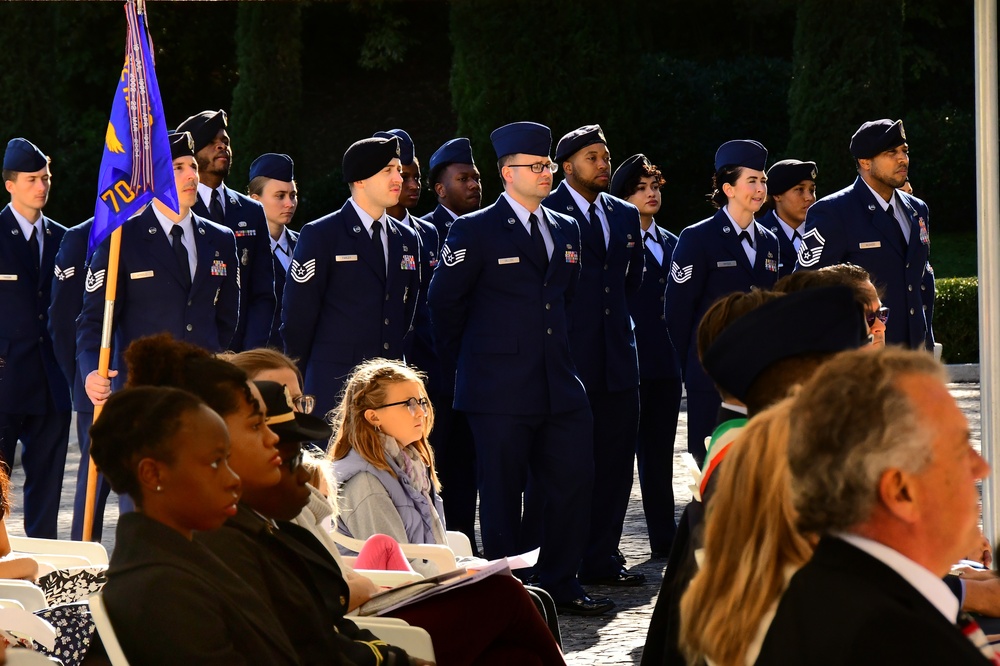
[809,264,888,349]
[329,358,446,576]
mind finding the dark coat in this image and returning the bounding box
[48,219,93,413]
[401,213,442,388]
[760,208,798,279]
[268,227,298,349]
[103,512,299,666]
[627,224,681,381]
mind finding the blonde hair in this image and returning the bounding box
[222,348,304,388]
[679,397,813,666]
[328,358,440,491]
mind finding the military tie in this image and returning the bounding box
[371,220,386,276]
[886,203,907,247]
[588,203,606,261]
[27,226,39,271]
[210,189,225,226]
[528,213,549,268]
[170,226,192,290]
[739,230,753,248]
[644,231,663,266]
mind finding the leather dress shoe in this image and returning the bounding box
[578,567,647,587]
[554,594,616,616]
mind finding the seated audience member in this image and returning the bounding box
[680,398,807,666]
[88,386,299,665]
[328,359,447,577]
[251,379,566,666]
[0,467,38,581]
[124,335,423,666]
[755,348,995,665]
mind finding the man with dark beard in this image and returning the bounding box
[541,124,646,586]
[424,137,482,241]
[794,119,933,350]
[176,109,276,351]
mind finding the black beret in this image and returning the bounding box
[342,136,401,183]
[253,381,332,443]
[766,159,817,196]
[3,138,47,172]
[701,286,865,402]
[490,122,551,160]
[429,138,475,172]
[249,153,294,182]
[610,153,651,199]
[554,124,607,164]
[714,139,767,172]
[850,119,906,159]
[167,132,195,161]
[374,129,414,165]
[176,109,228,153]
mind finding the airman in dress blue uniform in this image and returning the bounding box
[281,136,420,423]
[795,119,933,350]
[541,125,645,586]
[246,153,299,349]
[611,154,682,558]
[177,110,276,352]
[428,121,613,616]
[0,138,70,538]
[79,132,241,403]
[664,140,780,463]
[424,138,482,241]
[760,159,817,278]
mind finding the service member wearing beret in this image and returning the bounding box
[663,139,780,463]
[794,118,934,350]
[428,121,613,616]
[425,137,483,239]
[281,135,420,424]
[177,109,276,352]
[0,138,71,538]
[760,159,817,278]
[542,124,646,587]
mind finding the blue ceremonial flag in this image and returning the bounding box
[88,0,177,256]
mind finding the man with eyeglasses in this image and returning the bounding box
[541,125,645,587]
[794,119,933,350]
[428,121,613,616]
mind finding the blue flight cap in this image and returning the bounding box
[167,132,195,161]
[554,124,607,163]
[176,109,228,153]
[714,139,768,172]
[3,138,47,172]
[249,153,295,182]
[429,138,475,172]
[374,129,414,165]
[610,153,651,199]
[490,121,551,159]
[766,159,817,195]
[850,119,906,159]
[342,136,400,183]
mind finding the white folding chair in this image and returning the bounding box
[445,531,473,557]
[354,616,436,661]
[352,569,425,587]
[0,599,25,609]
[4,649,59,665]
[9,536,109,566]
[0,582,46,612]
[89,592,129,666]
[331,530,458,574]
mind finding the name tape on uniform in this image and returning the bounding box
[0,274,17,281]
[130,270,154,280]
[335,254,358,262]
[859,241,881,250]
[498,257,519,265]
[716,260,737,268]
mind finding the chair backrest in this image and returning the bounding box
[89,592,130,666]
[0,599,25,610]
[353,617,436,661]
[0,582,46,612]
[445,531,474,557]
[9,536,109,566]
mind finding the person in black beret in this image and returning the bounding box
[282,135,420,430]
[247,153,299,349]
[759,158,818,277]
[610,154,683,560]
[794,118,933,351]
[540,125,646,587]
[0,138,71,538]
[425,137,482,239]
[428,121,613,616]
[176,109,276,352]
[664,139,780,465]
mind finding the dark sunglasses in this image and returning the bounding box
[865,306,890,327]
[284,447,304,473]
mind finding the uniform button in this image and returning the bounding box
[543,282,549,287]
[187,299,193,306]
[385,294,390,301]
[909,308,915,315]
[604,308,611,315]
[660,296,665,302]
[921,284,926,291]
[908,285,913,292]
[659,278,665,284]
[604,264,609,270]
[38,336,43,343]
[37,291,43,298]
[660,314,666,320]
[546,328,553,335]
[906,262,910,269]
[186,324,193,332]
[384,318,390,325]
[545,303,551,310]
[339,596,347,607]
[604,286,610,293]
[383,342,390,350]
[37,314,44,321]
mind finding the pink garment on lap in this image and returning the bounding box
[354,533,415,572]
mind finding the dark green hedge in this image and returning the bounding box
[935,277,978,364]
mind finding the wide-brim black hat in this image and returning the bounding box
[253,380,332,442]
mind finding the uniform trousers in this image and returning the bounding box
[428,388,479,555]
[685,388,722,465]
[466,407,593,602]
[636,377,683,553]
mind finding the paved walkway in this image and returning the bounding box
[3,383,983,665]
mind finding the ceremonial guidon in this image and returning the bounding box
[424,137,482,241]
[0,137,71,538]
[77,132,241,393]
[281,135,420,422]
[794,119,933,350]
[761,158,817,278]
[664,139,780,462]
[178,109,276,352]
[543,124,645,586]
[48,218,115,540]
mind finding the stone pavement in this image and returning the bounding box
[3,383,983,665]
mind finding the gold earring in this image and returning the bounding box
[156,485,162,492]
